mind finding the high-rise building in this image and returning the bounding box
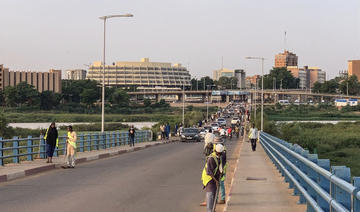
[66,69,87,80]
[245,75,260,89]
[287,66,326,89]
[275,51,298,68]
[235,69,246,89]
[348,60,360,81]
[0,65,61,93]
[87,58,191,88]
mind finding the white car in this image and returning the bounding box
[211,123,220,132]
[231,117,240,125]
[217,118,227,126]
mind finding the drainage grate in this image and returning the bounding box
[246,177,267,181]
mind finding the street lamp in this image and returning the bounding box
[245,56,265,131]
[99,14,133,133]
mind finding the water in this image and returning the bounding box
[9,122,158,130]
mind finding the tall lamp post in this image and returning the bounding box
[245,57,265,131]
[99,14,133,133]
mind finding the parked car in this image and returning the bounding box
[180,128,201,142]
[217,118,227,127]
[231,117,240,125]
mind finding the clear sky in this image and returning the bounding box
[0,0,359,79]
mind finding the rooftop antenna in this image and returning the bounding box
[284,31,287,52]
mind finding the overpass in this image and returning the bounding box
[0,129,359,211]
[127,89,360,104]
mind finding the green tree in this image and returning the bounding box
[216,76,238,89]
[143,98,152,107]
[339,75,360,95]
[40,91,59,110]
[15,82,40,106]
[199,76,214,90]
[263,67,299,89]
[3,86,17,107]
[0,90,4,106]
[312,79,338,94]
[80,89,98,107]
[110,89,129,106]
[62,80,99,103]
[0,112,13,138]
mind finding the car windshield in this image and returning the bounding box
[211,124,218,127]
[218,119,225,121]
[184,129,198,133]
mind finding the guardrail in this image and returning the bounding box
[0,130,152,166]
[260,132,360,212]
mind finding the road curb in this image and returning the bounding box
[0,139,178,184]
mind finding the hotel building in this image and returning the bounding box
[275,51,298,68]
[348,60,360,81]
[87,58,191,88]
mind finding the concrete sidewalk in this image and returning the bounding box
[225,139,306,212]
[0,139,177,183]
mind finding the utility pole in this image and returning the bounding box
[182,83,185,126]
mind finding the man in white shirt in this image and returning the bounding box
[248,123,258,151]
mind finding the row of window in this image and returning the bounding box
[105,80,190,84]
[88,75,190,79]
[91,67,186,71]
[88,70,189,76]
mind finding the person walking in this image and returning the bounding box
[201,142,224,212]
[44,122,58,163]
[128,125,136,147]
[248,123,258,151]
[235,125,240,138]
[165,123,170,139]
[63,126,77,168]
[160,124,166,140]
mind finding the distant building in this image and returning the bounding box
[287,66,326,89]
[275,50,298,68]
[245,75,260,89]
[348,60,360,81]
[213,68,246,89]
[66,69,87,80]
[0,64,62,93]
[338,70,348,79]
[87,58,191,88]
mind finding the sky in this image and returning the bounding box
[0,0,359,80]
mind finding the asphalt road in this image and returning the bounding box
[0,135,238,212]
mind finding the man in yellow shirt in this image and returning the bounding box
[63,125,77,168]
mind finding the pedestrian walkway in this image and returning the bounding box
[0,139,176,183]
[225,140,306,212]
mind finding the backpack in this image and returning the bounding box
[203,143,213,156]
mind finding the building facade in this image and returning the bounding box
[0,65,61,93]
[348,60,360,81]
[87,58,191,88]
[287,66,326,89]
[67,69,87,80]
[213,68,246,89]
[275,50,298,68]
[245,75,260,89]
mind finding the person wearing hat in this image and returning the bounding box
[201,141,224,212]
[44,122,58,163]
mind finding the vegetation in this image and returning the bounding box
[263,67,300,89]
[312,75,360,95]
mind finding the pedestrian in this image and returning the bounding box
[160,124,165,140]
[201,142,224,212]
[63,125,77,168]
[218,142,227,204]
[248,123,258,151]
[235,125,240,138]
[44,122,58,163]
[174,123,178,136]
[128,125,136,147]
[203,128,215,156]
[165,123,170,139]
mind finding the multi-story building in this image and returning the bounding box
[0,65,61,93]
[87,58,191,88]
[213,68,246,89]
[66,69,87,80]
[275,50,298,68]
[348,60,360,81]
[245,75,260,89]
[287,66,326,89]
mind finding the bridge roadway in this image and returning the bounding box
[0,138,238,212]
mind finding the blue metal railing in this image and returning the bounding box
[0,130,152,166]
[260,132,360,212]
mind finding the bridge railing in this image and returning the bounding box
[0,130,152,166]
[260,132,360,212]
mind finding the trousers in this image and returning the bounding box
[251,139,257,151]
[206,192,215,212]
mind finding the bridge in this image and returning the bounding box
[127,89,360,104]
[0,129,359,211]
